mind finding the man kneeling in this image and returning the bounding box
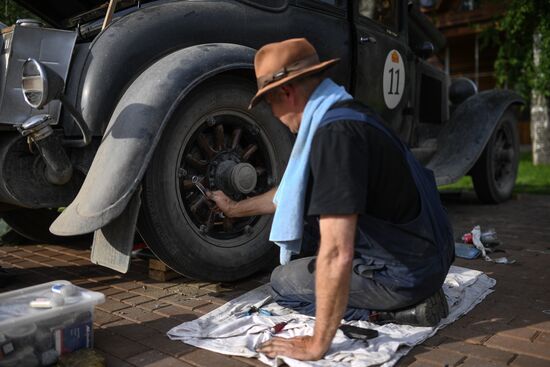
[209,38,454,361]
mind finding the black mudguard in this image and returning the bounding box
[50,43,255,236]
[428,90,524,185]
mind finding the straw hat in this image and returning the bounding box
[248,38,339,109]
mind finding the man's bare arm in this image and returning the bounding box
[258,214,357,360]
[311,214,357,354]
[208,187,277,217]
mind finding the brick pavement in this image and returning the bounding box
[0,192,549,367]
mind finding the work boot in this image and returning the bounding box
[373,288,449,327]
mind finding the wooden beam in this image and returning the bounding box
[102,0,119,31]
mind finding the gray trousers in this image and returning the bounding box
[270,256,419,321]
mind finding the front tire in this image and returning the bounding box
[471,108,520,203]
[139,76,293,281]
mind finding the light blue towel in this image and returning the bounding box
[269,78,352,264]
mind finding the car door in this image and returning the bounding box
[352,0,412,140]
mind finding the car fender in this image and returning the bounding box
[427,90,524,186]
[50,43,255,236]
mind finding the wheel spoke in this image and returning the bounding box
[255,166,266,176]
[242,144,258,161]
[185,154,208,171]
[182,179,194,191]
[197,133,216,159]
[223,217,234,232]
[206,210,215,233]
[231,128,242,149]
[190,196,208,214]
[215,125,225,151]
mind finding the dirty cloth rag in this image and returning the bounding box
[167,266,495,367]
[269,78,352,265]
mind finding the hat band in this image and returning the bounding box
[256,54,320,90]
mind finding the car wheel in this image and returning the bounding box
[138,76,293,281]
[471,108,520,204]
[2,208,90,244]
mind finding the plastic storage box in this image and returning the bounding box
[0,280,105,366]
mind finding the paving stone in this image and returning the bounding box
[138,300,172,312]
[153,305,198,320]
[141,280,185,290]
[123,295,155,306]
[458,356,509,367]
[94,309,123,327]
[180,349,251,367]
[439,326,492,345]
[128,349,194,367]
[111,291,138,301]
[194,302,221,315]
[102,318,159,342]
[510,354,550,367]
[138,331,195,358]
[497,327,539,341]
[528,321,550,333]
[485,334,550,360]
[534,332,550,345]
[162,294,211,310]
[166,285,211,298]
[146,317,189,333]
[413,347,465,366]
[231,356,269,367]
[94,331,149,360]
[97,287,125,297]
[438,340,515,364]
[130,285,175,300]
[112,280,144,291]
[96,299,132,313]
[115,307,165,324]
[421,335,452,348]
[99,351,134,367]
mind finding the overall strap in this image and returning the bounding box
[321,107,406,154]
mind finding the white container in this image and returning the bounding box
[0,280,105,366]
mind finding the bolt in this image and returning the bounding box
[244,225,253,235]
[207,117,216,127]
[199,225,207,234]
[250,126,260,135]
[178,168,188,177]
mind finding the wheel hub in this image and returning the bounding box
[208,152,257,196]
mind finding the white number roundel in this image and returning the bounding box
[382,50,405,109]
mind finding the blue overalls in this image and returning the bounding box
[270,107,455,320]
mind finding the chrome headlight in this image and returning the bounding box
[21,58,48,109]
[21,58,65,109]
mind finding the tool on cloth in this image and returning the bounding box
[339,324,379,341]
[234,296,273,318]
[270,318,295,335]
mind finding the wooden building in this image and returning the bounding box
[421,0,530,143]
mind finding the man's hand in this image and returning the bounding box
[207,187,277,218]
[207,190,236,217]
[257,336,326,361]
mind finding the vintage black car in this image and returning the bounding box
[1,0,521,281]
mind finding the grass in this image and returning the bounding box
[441,152,550,195]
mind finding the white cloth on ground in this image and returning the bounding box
[167,266,495,367]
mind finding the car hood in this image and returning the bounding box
[14,0,149,28]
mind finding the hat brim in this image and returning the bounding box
[248,58,340,109]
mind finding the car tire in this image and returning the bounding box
[471,108,520,204]
[138,76,293,281]
[2,208,90,244]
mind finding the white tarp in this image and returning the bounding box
[168,266,495,367]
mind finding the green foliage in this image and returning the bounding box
[493,0,550,100]
[0,0,36,27]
